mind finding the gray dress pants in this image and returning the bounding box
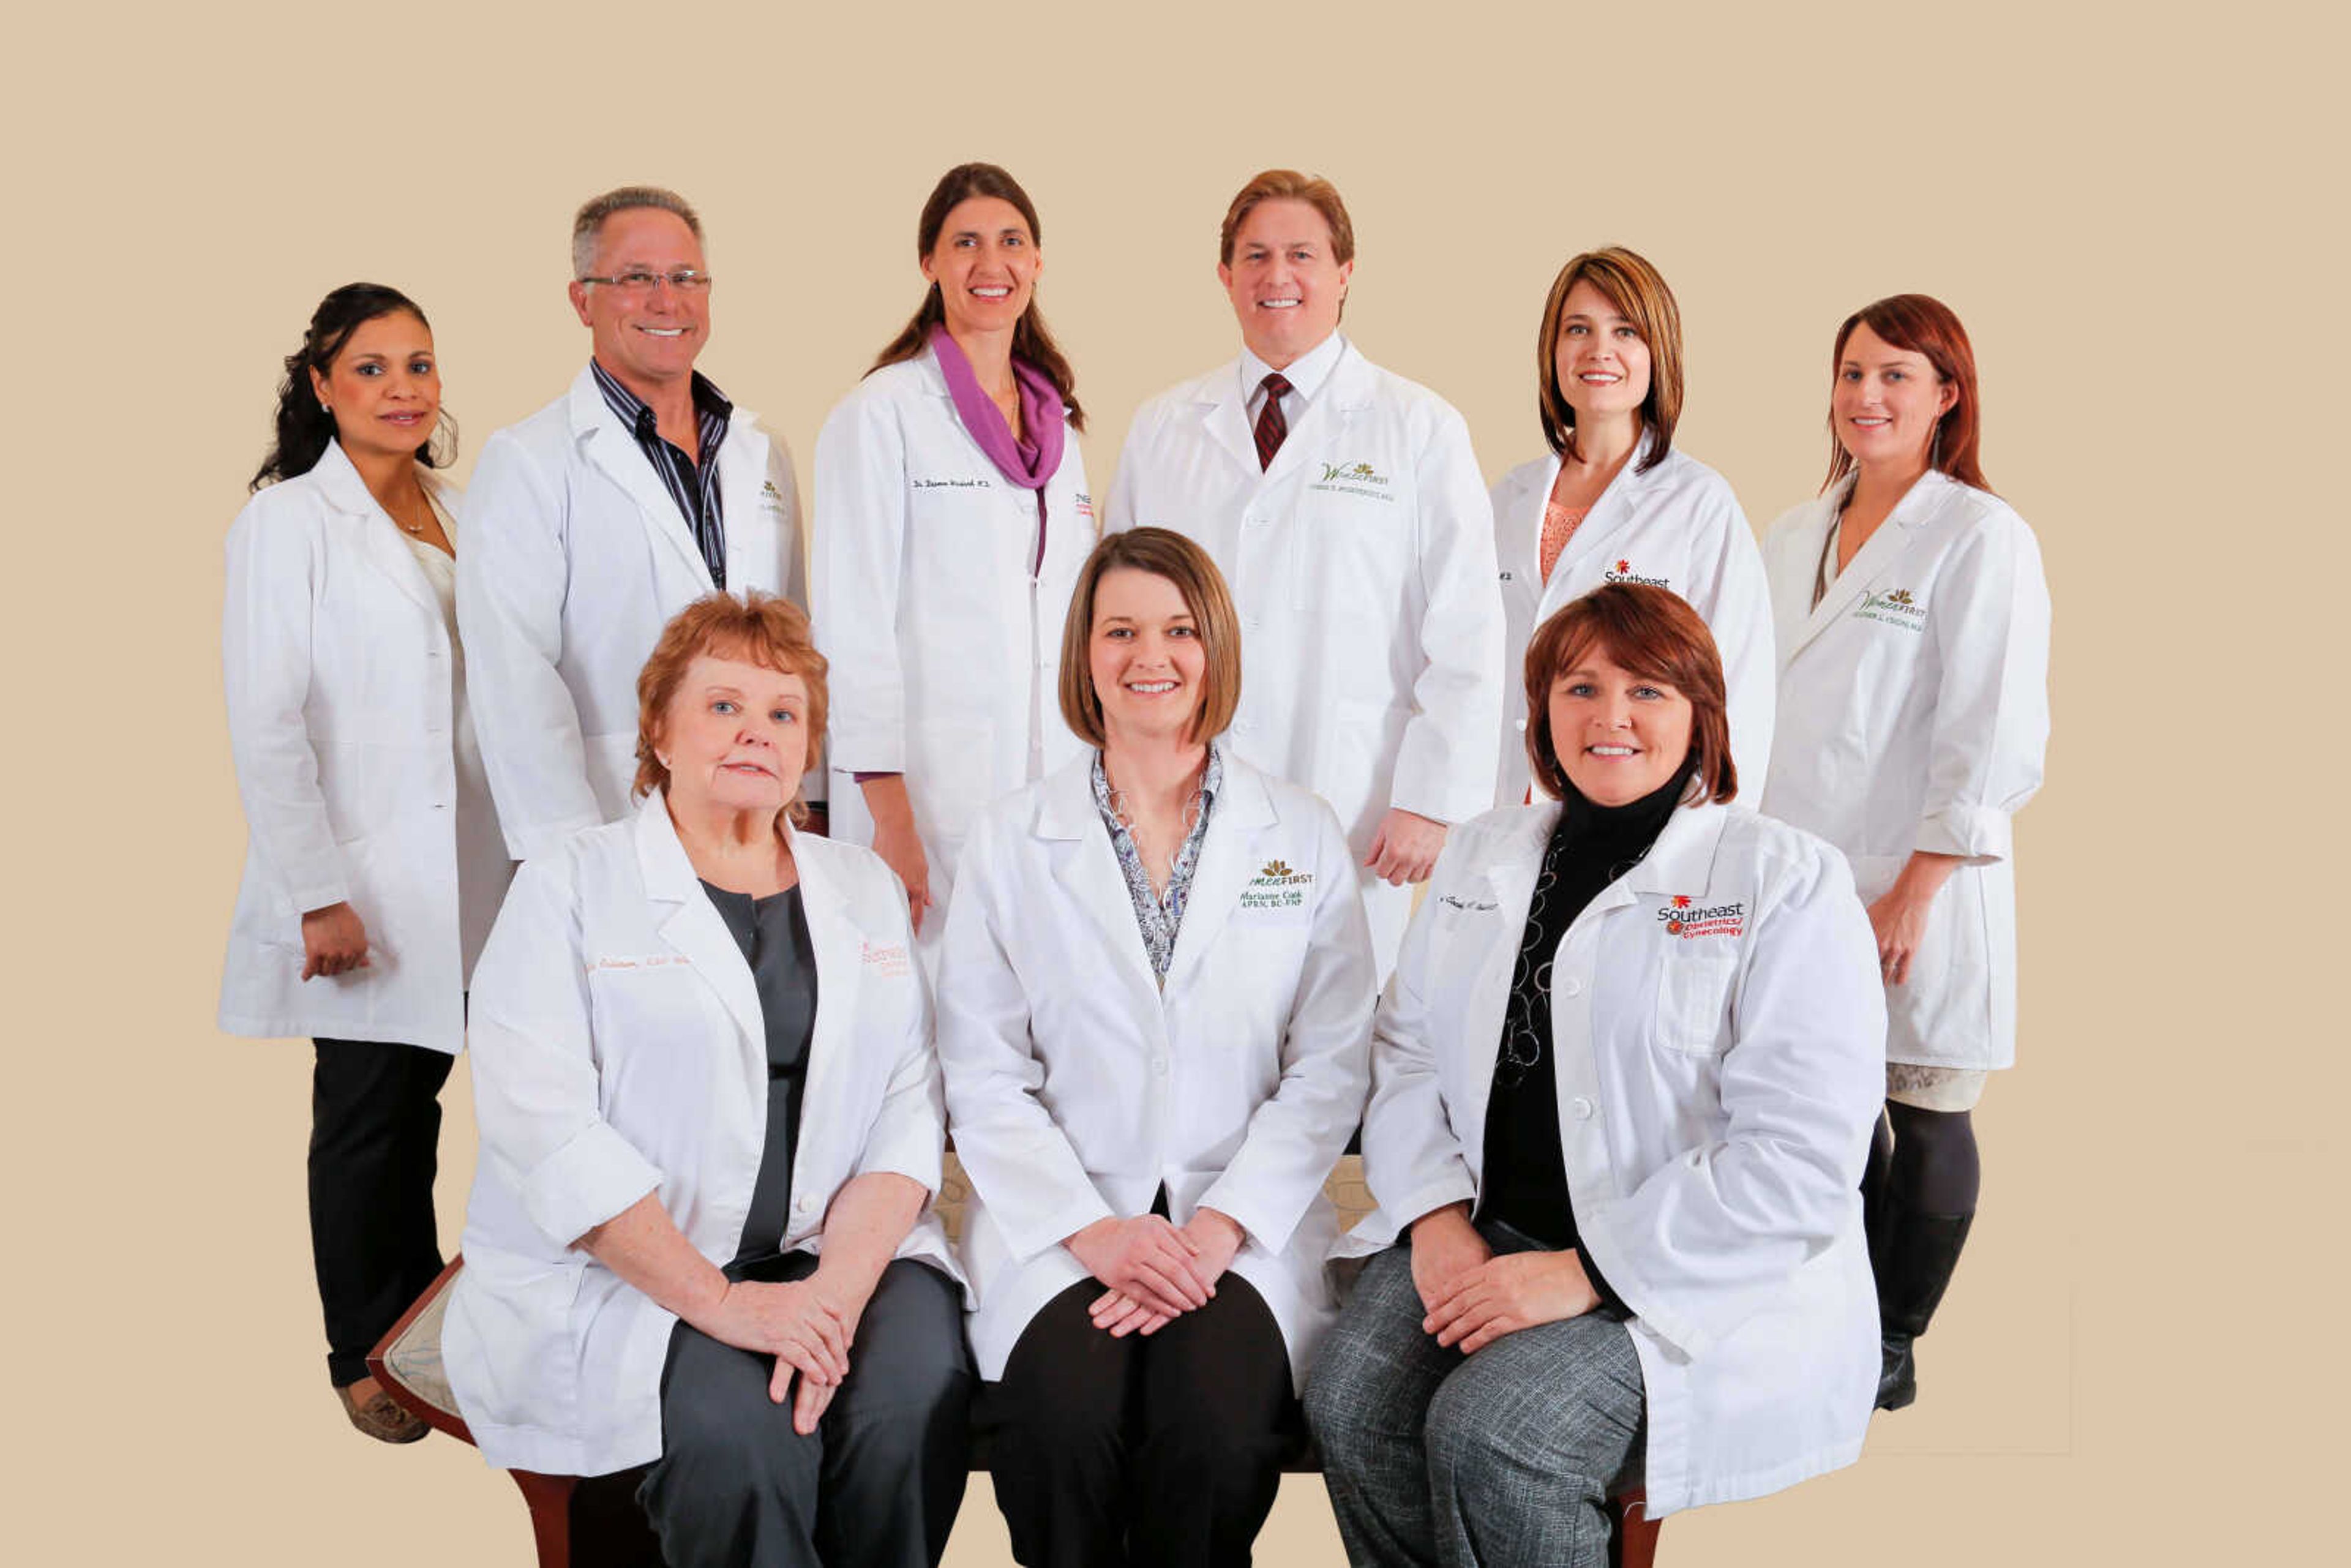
[638,1255,972,1568]
[1305,1230,1644,1568]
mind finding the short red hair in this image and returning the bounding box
[1825,293,1991,494]
[1523,584,1736,806]
[634,592,829,823]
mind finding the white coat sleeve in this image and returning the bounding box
[221,505,349,916]
[763,436,825,806]
[1578,845,1885,1359]
[933,823,1117,1260]
[1198,803,1376,1254]
[1390,408,1504,825]
[1918,511,2051,861]
[1354,835,1483,1240]
[456,432,603,861]
[809,391,912,775]
[849,887,945,1193]
[465,855,664,1250]
[1101,405,1152,534]
[1687,482,1777,786]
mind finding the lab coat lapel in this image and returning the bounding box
[1037,763,1161,999]
[1788,471,1941,659]
[1163,760,1275,992]
[636,794,765,1097]
[314,440,442,623]
[787,837,858,1169]
[570,367,714,592]
[1198,360,1262,474]
[1547,432,1665,612]
[1501,454,1560,595]
[1259,340,1372,491]
[1454,806,1556,1155]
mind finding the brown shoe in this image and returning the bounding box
[337,1378,430,1444]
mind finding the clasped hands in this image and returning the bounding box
[697,1267,870,1435]
[1066,1207,1245,1339]
[1409,1202,1598,1355]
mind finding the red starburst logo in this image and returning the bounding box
[1617,559,1630,573]
[1672,895,1691,908]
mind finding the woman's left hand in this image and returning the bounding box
[1865,853,1960,986]
[1425,1250,1600,1354]
[1366,809,1447,886]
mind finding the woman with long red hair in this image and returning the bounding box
[1758,294,2052,1411]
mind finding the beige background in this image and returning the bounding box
[7,1,2339,1561]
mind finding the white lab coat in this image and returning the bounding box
[456,366,810,863]
[1107,339,1504,972]
[810,348,1095,949]
[937,752,1376,1392]
[442,792,961,1476]
[1343,800,1885,1516]
[1759,471,2050,1070]
[218,441,511,1054]
[1488,438,1775,806]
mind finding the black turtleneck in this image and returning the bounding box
[1475,762,1692,1300]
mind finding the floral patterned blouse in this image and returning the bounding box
[1090,746,1223,987]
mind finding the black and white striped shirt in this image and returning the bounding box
[590,359,733,589]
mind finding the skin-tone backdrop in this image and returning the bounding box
[10,2,2337,1563]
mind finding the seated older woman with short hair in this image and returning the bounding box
[443,592,969,1568]
[1307,583,1886,1566]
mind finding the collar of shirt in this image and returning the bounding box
[1240,330,1346,423]
[589,359,734,458]
[1089,745,1225,984]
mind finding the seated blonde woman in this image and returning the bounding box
[443,592,969,1568]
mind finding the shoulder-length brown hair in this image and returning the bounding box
[634,592,830,826]
[1523,583,1735,806]
[1057,528,1242,749]
[1535,246,1682,473]
[867,162,1084,432]
[1824,293,1990,494]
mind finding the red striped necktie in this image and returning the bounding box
[1253,372,1292,471]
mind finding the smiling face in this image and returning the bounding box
[310,311,438,468]
[1832,321,1955,472]
[1218,198,1352,369]
[1553,278,1652,427]
[922,195,1041,339]
[569,206,710,393]
[1089,567,1209,747]
[1547,645,1694,806]
[655,653,810,819]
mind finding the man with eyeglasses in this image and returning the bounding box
[458,185,816,863]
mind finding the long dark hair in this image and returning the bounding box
[251,283,454,491]
[866,163,1085,432]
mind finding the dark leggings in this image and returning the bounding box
[310,1038,452,1387]
[1868,1101,1981,1215]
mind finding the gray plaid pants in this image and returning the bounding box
[1305,1231,1644,1567]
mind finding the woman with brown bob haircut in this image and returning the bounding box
[1311,582,1886,1561]
[1758,294,2050,1412]
[447,591,973,1567]
[1486,246,1775,811]
[812,161,1096,962]
[939,528,1376,1566]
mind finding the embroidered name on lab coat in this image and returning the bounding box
[590,953,692,972]
[1241,859,1314,910]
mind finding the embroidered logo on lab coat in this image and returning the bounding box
[1854,587,1927,631]
[760,479,788,512]
[1076,493,1095,522]
[1660,895,1745,939]
[1307,461,1395,502]
[1603,558,1672,588]
[860,939,912,978]
[1242,859,1314,910]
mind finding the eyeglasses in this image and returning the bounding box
[577,268,713,294]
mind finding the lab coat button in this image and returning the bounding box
[1513,718,1527,732]
[1152,1056,1169,1076]
[1560,977,1583,997]
[1570,1097,1595,1120]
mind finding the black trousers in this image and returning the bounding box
[639,1256,972,1568]
[309,1037,452,1388]
[978,1275,1299,1568]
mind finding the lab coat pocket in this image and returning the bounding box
[1654,941,1739,1057]
[1292,473,1410,614]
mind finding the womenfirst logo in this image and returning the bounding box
[1658,893,1744,938]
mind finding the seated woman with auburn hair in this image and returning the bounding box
[443,592,970,1568]
[1308,583,1884,1566]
